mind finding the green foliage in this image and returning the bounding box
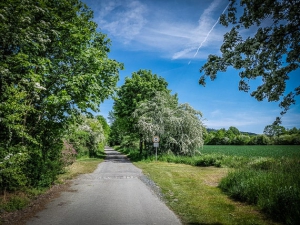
[0,195,30,212]
[199,0,300,122]
[108,117,125,146]
[118,136,139,149]
[248,135,271,145]
[96,115,110,141]
[263,124,286,137]
[133,92,204,155]
[232,135,250,145]
[160,154,222,167]
[0,147,29,192]
[206,127,300,145]
[112,70,170,146]
[119,144,300,224]
[0,0,122,191]
[219,159,300,224]
[118,147,222,167]
[65,116,106,158]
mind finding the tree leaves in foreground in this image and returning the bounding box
[0,0,122,190]
[133,92,204,156]
[199,0,300,123]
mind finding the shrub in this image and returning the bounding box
[248,135,271,145]
[232,135,250,145]
[0,147,29,192]
[0,195,30,212]
[119,136,139,149]
[273,134,300,145]
[61,141,77,166]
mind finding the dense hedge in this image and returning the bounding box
[205,127,300,145]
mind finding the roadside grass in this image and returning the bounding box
[135,161,280,225]
[120,146,300,224]
[0,157,104,214]
[56,158,104,183]
[219,158,300,225]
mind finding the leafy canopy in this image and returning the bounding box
[199,0,300,123]
[113,69,170,134]
[0,0,122,189]
[133,92,204,155]
[0,0,123,146]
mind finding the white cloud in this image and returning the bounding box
[95,0,148,42]
[92,0,229,60]
[172,0,227,60]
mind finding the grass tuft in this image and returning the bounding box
[219,158,300,225]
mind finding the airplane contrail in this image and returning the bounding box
[189,3,230,64]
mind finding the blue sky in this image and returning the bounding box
[83,0,300,134]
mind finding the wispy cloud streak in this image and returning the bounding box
[188,2,229,64]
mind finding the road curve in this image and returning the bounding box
[26,147,182,225]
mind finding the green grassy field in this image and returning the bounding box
[124,145,300,225]
[136,162,280,225]
[201,145,300,158]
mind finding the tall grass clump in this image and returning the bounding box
[159,154,223,167]
[219,158,300,225]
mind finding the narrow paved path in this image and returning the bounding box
[26,147,181,225]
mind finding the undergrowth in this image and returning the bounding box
[0,157,103,216]
[219,158,300,225]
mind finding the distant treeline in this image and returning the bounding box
[205,126,300,145]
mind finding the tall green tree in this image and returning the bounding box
[263,124,286,137]
[199,0,300,123]
[113,69,170,153]
[0,0,122,188]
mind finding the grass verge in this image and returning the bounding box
[56,158,104,183]
[0,157,103,219]
[135,161,281,225]
[219,158,300,225]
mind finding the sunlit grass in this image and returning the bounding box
[135,161,281,225]
[201,145,300,158]
[56,158,104,183]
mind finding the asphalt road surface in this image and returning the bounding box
[26,147,182,225]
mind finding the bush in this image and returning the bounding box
[0,195,30,212]
[0,147,29,192]
[157,153,223,167]
[119,136,139,149]
[273,134,300,145]
[248,135,271,145]
[232,135,250,145]
[61,141,77,166]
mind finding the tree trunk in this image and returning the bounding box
[144,140,147,157]
[139,134,143,155]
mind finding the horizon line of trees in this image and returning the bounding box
[205,126,300,145]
